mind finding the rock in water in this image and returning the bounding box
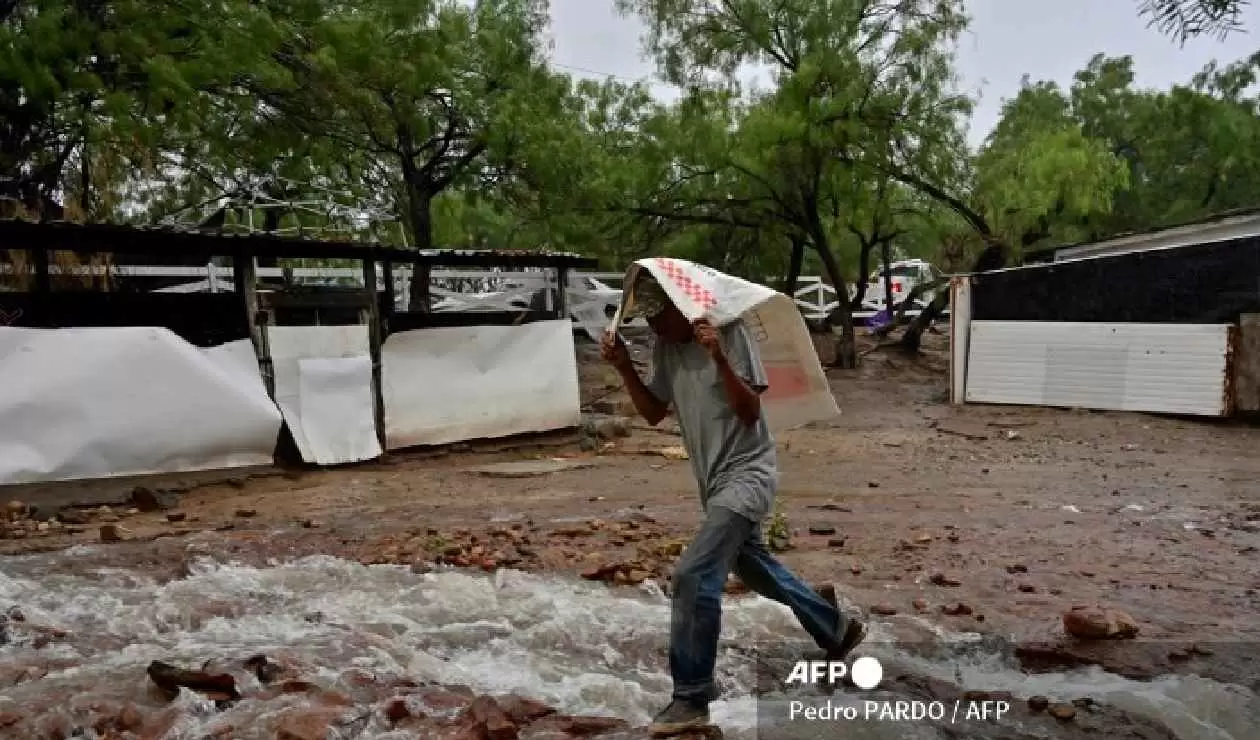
[146,660,239,701]
[1062,604,1139,640]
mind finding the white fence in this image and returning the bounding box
[2,264,940,322]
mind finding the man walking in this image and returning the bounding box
[601,274,866,737]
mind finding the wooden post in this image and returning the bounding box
[555,266,569,321]
[1237,314,1260,413]
[235,253,274,397]
[381,259,395,331]
[362,257,386,450]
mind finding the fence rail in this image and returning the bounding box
[0,264,943,321]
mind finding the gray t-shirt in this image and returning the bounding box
[645,320,778,523]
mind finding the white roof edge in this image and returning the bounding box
[1053,212,1260,261]
[968,213,1260,278]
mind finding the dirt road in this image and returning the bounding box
[4,333,1259,691]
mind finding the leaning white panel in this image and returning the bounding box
[266,325,382,464]
[382,320,583,449]
[0,327,282,486]
[965,321,1233,416]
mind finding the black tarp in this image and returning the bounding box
[970,236,1260,324]
[0,292,249,347]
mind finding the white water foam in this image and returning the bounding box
[0,548,1254,738]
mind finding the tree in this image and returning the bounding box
[615,0,974,367]
[972,77,1130,252]
[233,0,566,308]
[1139,0,1248,44]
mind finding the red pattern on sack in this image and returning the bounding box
[652,258,718,310]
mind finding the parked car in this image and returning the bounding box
[861,259,942,310]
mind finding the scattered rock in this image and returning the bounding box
[130,486,175,512]
[274,707,347,740]
[1006,564,1027,574]
[57,508,91,525]
[582,414,632,440]
[826,538,845,548]
[244,654,285,684]
[99,524,128,543]
[1062,604,1139,640]
[1027,696,1049,712]
[870,604,898,616]
[497,694,556,724]
[1048,704,1076,721]
[941,602,972,616]
[147,660,239,701]
[808,525,836,536]
[912,598,929,612]
[383,698,413,724]
[166,512,187,523]
[1018,584,1036,593]
[235,509,257,518]
[929,573,961,587]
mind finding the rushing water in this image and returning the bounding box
[0,539,1256,739]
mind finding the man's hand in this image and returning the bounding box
[600,330,632,370]
[693,318,723,360]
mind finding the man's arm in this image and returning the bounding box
[696,320,768,427]
[714,353,761,426]
[615,362,670,426]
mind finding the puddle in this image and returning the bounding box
[0,548,1255,738]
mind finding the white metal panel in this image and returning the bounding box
[381,320,582,448]
[965,321,1232,416]
[0,329,281,485]
[266,325,382,464]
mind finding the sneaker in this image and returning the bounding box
[817,582,868,660]
[649,699,711,737]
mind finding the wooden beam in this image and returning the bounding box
[362,258,386,450]
[235,255,274,397]
[555,267,569,321]
[381,259,395,333]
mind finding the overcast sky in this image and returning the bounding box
[544,0,1260,148]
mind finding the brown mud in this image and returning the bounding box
[2,332,1258,738]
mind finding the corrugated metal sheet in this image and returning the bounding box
[965,321,1234,416]
[1053,209,1260,262]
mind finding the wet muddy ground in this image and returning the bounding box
[2,333,1259,738]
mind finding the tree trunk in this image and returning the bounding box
[783,235,805,295]
[812,239,857,369]
[848,237,876,311]
[899,243,1007,352]
[881,239,894,314]
[403,179,434,311]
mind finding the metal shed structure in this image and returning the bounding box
[0,219,598,485]
[950,220,1260,417]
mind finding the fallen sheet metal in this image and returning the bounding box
[0,328,282,485]
[267,325,382,465]
[382,320,583,449]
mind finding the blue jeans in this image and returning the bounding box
[668,503,849,703]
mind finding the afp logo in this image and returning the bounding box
[784,656,883,690]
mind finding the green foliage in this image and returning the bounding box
[6,0,1260,328]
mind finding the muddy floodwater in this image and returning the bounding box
[0,537,1256,739]
[2,337,1258,738]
